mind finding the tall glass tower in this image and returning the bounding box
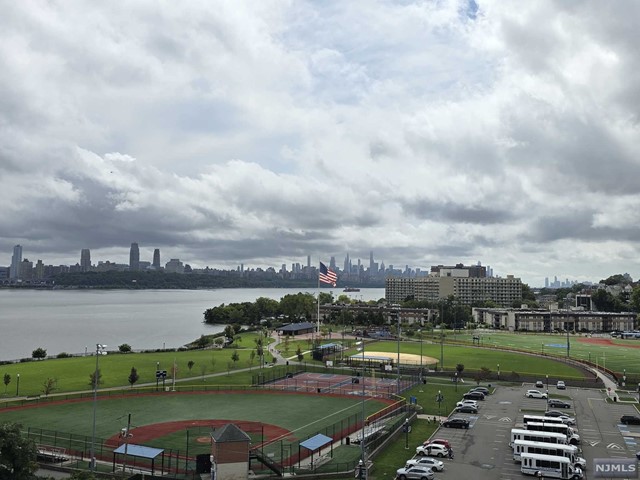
[152,249,161,269]
[129,243,140,271]
[10,245,22,279]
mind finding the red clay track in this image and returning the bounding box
[576,337,640,348]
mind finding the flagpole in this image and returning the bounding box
[317,263,320,346]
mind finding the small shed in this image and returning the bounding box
[299,433,333,469]
[112,444,165,475]
[277,322,315,336]
[211,423,251,480]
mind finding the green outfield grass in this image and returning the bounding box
[446,331,640,377]
[363,339,588,380]
[0,392,389,455]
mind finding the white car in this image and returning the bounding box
[416,443,449,457]
[456,399,478,408]
[557,380,566,390]
[525,389,548,399]
[396,466,435,480]
[405,457,445,472]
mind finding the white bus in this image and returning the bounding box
[513,440,586,468]
[521,452,583,479]
[523,415,566,425]
[526,422,580,445]
[510,429,568,448]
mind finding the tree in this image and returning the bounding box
[128,367,139,388]
[214,337,225,348]
[118,344,132,353]
[296,347,303,361]
[456,364,465,376]
[31,347,47,360]
[2,374,10,395]
[0,422,38,479]
[230,350,240,368]
[196,335,210,349]
[42,378,57,396]
[248,351,256,369]
[199,364,207,381]
[187,360,195,372]
[89,368,103,387]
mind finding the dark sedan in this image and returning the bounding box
[621,415,640,425]
[443,418,470,429]
[547,399,571,409]
[455,405,478,414]
[463,391,485,401]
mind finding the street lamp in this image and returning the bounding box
[90,344,107,472]
[16,373,20,396]
[546,374,549,401]
[623,369,626,387]
[403,418,410,449]
[497,364,500,379]
[454,372,458,392]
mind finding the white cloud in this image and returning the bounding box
[1,0,640,285]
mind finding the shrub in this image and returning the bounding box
[56,352,72,359]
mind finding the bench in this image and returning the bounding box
[37,445,68,463]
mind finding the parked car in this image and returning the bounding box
[557,380,566,390]
[416,443,449,457]
[545,411,576,425]
[456,399,478,408]
[422,438,451,450]
[405,457,445,472]
[525,389,548,399]
[471,387,490,395]
[535,380,544,388]
[620,415,640,425]
[547,399,571,409]
[463,391,485,401]
[455,405,478,414]
[396,466,435,480]
[442,418,470,429]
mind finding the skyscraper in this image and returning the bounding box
[80,249,91,272]
[10,245,22,279]
[152,249,161,269]
[129,243,140,271]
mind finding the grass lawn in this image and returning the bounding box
[363,340,587,379]
[437,331,640,378]
[0,392,390,452]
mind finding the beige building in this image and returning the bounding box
[472,307,636,332]
[386,271,522,307]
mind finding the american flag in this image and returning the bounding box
[319,262,337,286]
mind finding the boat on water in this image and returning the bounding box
[343,287,360,292]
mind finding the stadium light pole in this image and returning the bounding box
[90,344,107,472]
[16,373,19,396]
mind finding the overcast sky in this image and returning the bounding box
[2,0,640,287]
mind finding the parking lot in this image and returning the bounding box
[410,383,640,479]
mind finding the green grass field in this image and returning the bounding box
[445,331,640,377]
[0,391,390,459]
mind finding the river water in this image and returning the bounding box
[0,288,385,361]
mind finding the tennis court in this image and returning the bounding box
[269,371,413,397]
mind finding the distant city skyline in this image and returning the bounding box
[0,242,607,288]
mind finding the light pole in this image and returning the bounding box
[90,343,107,472]
[623,369,626,387]
[436,390,443,419]
[403,418,410,449]
[455,372,458,392]
[546,374,549,403]
[497,363,500,379]
[16,373,20,396]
